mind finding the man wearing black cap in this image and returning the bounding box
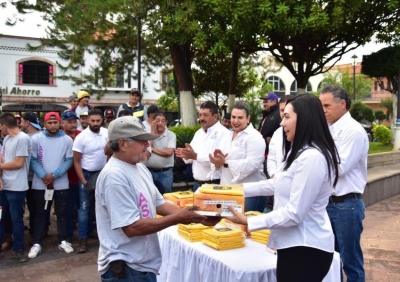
[222,113,232,130]
[116,88,147,121]
[258,92,281,158]
[258,92,281,212]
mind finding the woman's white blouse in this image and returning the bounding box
[244,147,334,252]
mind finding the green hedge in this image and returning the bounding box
[169,125,201,148]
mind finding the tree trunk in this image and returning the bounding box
[228,47,240,112]
[169,43,197,126]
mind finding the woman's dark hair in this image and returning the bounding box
[232,102,250,117]
[283,94,339,186]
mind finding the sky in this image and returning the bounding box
[0,1,389,66]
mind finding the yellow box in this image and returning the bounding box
[163,193,180,207]
[163,191,194,208]
[193,187,244,217]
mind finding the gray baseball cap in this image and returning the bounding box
[108,116,159,142]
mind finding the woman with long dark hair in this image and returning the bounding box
[228,94,339,282]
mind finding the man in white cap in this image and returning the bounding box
[95,116,218,281]
[69,91,94,130]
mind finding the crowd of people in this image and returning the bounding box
[0,85,368,282]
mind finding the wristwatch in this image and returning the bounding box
[223,163,228,168]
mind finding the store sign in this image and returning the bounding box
[3,104,65,111]
[0,87,41,96]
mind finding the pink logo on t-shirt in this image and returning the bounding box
[38,145,44,166]
[139,192,150,218]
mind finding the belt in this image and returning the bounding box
[82,169,101,173]
[195,179,220,185]
[329,193,362,203]
[148,167,172,172]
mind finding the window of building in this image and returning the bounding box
[374,81,378,91]
[290,80,312,93]
[107,65,124,88]
[267,76,285,92]
[18,60,54,85]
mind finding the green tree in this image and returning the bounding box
[156,94,178,112]
[375,110,386,122]
[361,46,400,94]
[350,101,375,122]
[320,68,372,100]
[193,56,259,109]
[256,0,399,93]
[380,98,393,121]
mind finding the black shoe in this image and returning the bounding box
[14,250,29,263]
[77,238,87,254]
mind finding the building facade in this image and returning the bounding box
[0,35,167,121]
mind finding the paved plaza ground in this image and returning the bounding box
[0,194,400,281]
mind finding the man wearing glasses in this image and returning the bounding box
[145,112,176,194]
[116,88,148,121]
[95,116,216,282]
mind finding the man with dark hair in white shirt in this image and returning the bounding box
[176,101,230,191]
[320,85,369,282]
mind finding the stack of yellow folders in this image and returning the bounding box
[202,227,245,250]
[177,223,212,242]
[250,229,270,245]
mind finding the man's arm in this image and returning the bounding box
[73,151,87,185]
[0,156,26,170]
[121,205,206,237]
[151,148,174,157]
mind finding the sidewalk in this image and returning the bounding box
[1,195,400,281]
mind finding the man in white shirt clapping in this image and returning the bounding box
[176,101,230,191]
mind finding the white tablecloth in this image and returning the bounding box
[157,226,340,282]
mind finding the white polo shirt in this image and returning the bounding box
[73,127,108,171]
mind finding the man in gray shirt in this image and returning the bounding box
[145,112,176,194]
[0,113,31,263]
[96,116,219,281]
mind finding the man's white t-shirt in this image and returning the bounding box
[73,127,108,171]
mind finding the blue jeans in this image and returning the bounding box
[0,190,26,252]
[101,265,157,282]
[327,195,365,282]
[245,196,267,213]
[67,184,79,239]
[78,170,98,239]
[149,168,173,194]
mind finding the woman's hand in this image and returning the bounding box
[209,149,228,166]
[226,206,248,225]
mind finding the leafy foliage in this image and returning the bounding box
[168,125,201,148]
[372,125,393,145]
[350,101,375,122]
[361,45,400,94]
[320,67,372,100]
[380,98,393,120]
[156,94,178,112]
[375,110,386,121]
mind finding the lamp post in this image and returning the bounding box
[351,54,358,101]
